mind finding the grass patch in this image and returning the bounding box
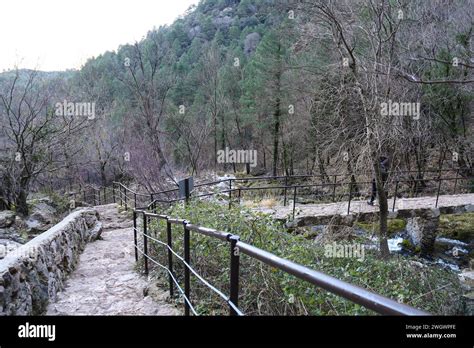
[144,200,463,316]
[356,219,407,237]
[438,213,474,242]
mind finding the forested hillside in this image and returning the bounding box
[0,0,472,213]
[1,0,474,323]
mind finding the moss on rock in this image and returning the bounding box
[438,213,474,242]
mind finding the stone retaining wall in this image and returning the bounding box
[0,208,102,315]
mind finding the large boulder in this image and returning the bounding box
[0,239,23,259]
[30,201,57,224]
[213,15,233,29]
[0,228,24,244]
[222,6,233,14]
[244,32,261,56]
[25,218,50,234]
[250,166,266,176]
[188,25,201,39]
[26,200,58,234]
[0,211,15,228]
[406,209,440,256]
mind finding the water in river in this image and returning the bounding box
[309,225,472,273]
[384,234,470,273]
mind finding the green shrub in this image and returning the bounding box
[143,200,463,316]
[356,218,407,237]
[438,213,474,242]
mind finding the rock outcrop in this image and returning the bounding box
[0,211,15,228]
[406,209,440,256]
[244,32,261,56]
[0,208,102,315]
[0,240,23,259]
[26,199,58,234]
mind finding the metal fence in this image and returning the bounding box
[69,185,114,206]
[70,170,473,316]
[77,170,471,221]
[140,170,472,221]
[132,208,429,316]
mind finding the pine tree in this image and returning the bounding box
[241,29,289,175]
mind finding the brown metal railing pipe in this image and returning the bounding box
[236,241,428,316]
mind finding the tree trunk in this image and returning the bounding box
[317,150,329,183]
[374,158,390,258]
[15,187,29,216]
[221,117,227,171]
[214,113,217,170]
[0,176,12,211]
[272,96,281,177]
[101,163,107,187]
[263,149,267,170]
[282,138,289,176]
[152,136,174,181]
[0,191,10,210]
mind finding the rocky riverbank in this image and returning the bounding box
[0,195,81,259]
[291,213,473,315]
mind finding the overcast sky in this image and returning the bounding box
[0,0,199,72]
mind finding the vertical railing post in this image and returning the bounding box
[124,189,128,211]
[167,219,174,297]
[292,187,297,221]
[435,178,442,208]
[453,168,459,194]
[228,235,240,316]
[133,211,138,262]
[284,176,288,206]
[183,221,191,316]
[392,180,399,212]
[332,175,337,202]
[347,182,353,215]
[185,179,190,205]
[119,186,123,207]
[112,184,116,204]
[228,179,232,209]
[143,213,148,275]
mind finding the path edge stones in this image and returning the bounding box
[0,208,102,315]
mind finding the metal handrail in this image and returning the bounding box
[113,181,150,197]
[61,168,470,208]
[133,209,429,316]
[236,240,425,315]
[109,167,471,207]
[67,169,471,316]
[141,174,471,221]
[131,168,466,197]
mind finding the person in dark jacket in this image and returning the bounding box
[368,156,389,206]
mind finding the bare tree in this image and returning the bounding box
[0,69,88,215]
